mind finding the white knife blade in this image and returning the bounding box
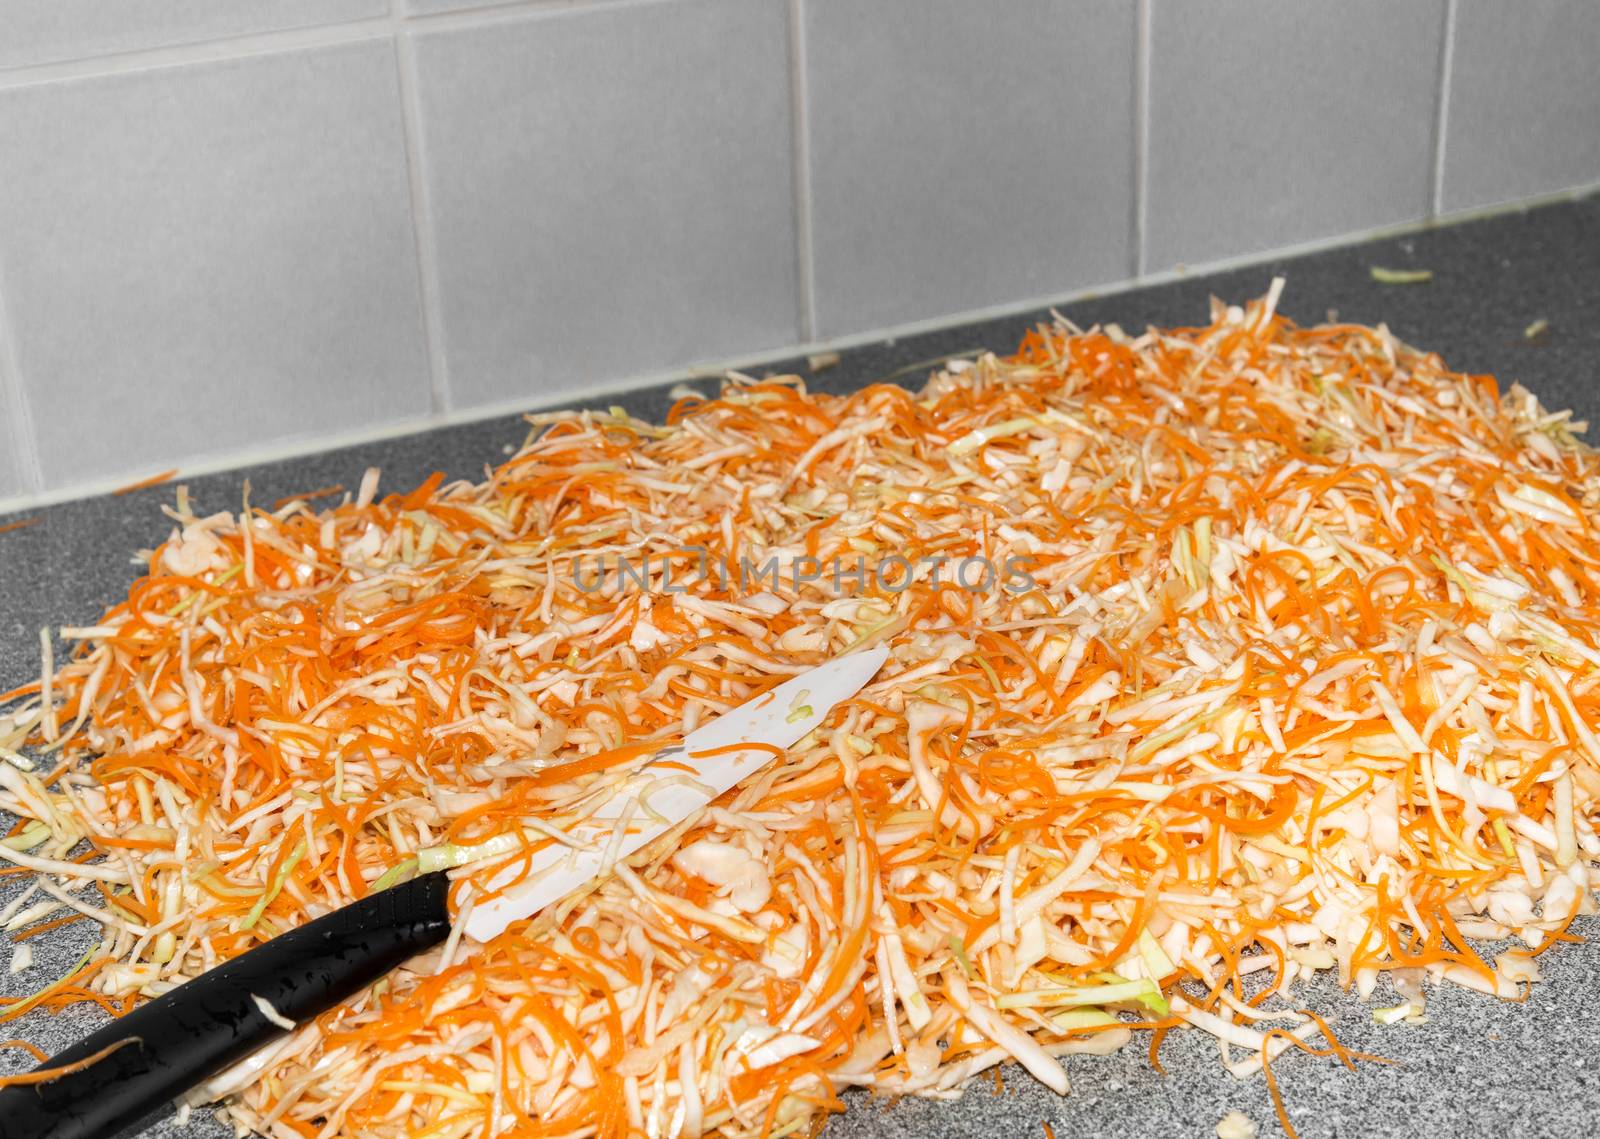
[462,645,888,942]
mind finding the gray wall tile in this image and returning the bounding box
[412,0,799,412]
[805,0,1136,340]
[1442,0,1600,213]
[0,42,432,489]
[0,0,387,70]
[1146,0,1444,271]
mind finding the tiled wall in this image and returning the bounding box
[0,0,1596,505]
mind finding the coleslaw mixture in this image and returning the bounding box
[2,284,1598,1138]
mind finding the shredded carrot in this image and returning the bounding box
[0,1037,139,1088]
[273,483,345,510]
[111,468,178,496]
[1262,1033,1302,1139]
[12,913,89,941]
[1148,1023,1170,1075]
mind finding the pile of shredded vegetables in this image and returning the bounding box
[3,284,1599,1139]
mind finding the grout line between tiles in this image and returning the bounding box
[4,179,1596,517]
[403,0,615,24]
[0,20,393,89]
[391,16,454,416]
[787,0,818,344]
[1429,0,1458,217]
[1131,0,1151,278]
[400,0,555,19]
[0,0,653,89]
[0,256,45,495]
[404,0,668,32]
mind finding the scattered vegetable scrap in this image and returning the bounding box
[6,944,29,975]
[1217,1109,1258,1139]
[1,282,1597,1139]
[1369,266,1434,285]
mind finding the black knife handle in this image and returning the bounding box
[0,869,451,1139]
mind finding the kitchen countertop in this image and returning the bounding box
[3,191,1598,1138]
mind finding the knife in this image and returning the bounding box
[0,646,888,1139]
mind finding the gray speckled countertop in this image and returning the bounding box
[3,193,1598,1138]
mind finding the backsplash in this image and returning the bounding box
[0,0,1595,505]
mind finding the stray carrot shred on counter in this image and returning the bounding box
[1,281,1597,1137]
[272,483,345,510]
[111,468,178,496]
